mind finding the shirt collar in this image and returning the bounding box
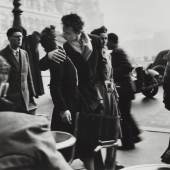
[9,45,20,55]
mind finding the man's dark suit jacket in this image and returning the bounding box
[0,45,35,112]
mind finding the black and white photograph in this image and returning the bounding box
[0,0,170,170]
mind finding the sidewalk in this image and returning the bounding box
[35,85,170,169]
[116,130,170,167]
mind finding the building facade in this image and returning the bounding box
[0,0,103,48]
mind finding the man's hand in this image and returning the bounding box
[60,110,72,124]
[48,49,67,64]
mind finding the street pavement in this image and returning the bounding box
[132,86,170,131]
[35,77,170,169]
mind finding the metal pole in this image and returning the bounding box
[12,0,23,28]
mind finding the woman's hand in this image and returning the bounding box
[48,49,67,64]
[60,110,72,124]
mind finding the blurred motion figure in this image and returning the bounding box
[107,32,141,150]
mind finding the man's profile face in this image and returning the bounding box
[100,33,108,48]
[107,40,117,50]
[8,32,23,49]
[62,26,79,42]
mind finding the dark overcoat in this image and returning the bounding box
[111,48,134,99]
[39,55,80,133]
[63,35,105,158]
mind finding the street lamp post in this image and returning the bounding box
[12,0,23,28]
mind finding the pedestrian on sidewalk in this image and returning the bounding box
[107,33,142,150]
[161,50,170,164]
[0,27,36,114]
[91,26,122,170]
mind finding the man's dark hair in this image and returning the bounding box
[91,26,108,36]
[61,13,84,34]
[108,33,118,44]
[6,27,23,37]
[40,25,58,52]
[32,31,40,38]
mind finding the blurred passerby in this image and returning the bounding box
[0,55,16,111]
[0,27,35,113]
[23,31,44,96]
[108,33,142,150]
[161,50,170,163]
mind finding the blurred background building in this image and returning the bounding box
[0,0,104,48]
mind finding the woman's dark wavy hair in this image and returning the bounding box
[61,13,84,34]
[40,25,58,52]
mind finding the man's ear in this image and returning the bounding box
[7,37,11,41]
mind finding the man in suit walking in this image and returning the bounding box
[0,27,35,113]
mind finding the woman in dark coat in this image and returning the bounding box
[39,25,80,134]
[108,33,141,150]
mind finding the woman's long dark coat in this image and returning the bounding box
[39,55,80,133]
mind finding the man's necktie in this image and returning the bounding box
[15,51,19,63]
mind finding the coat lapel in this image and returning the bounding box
[4,46,20,72]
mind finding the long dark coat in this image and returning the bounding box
[111,48,134,99]
[63,35,104,158]
[39,55,80,133]
[111,48,140,147]
[0,45,35,112]
[23,34,44,97]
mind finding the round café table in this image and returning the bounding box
[51,131,76,163]
[121,164,170,170]
[51,130,76,149]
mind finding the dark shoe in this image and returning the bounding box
[133,136,142,143]
[115,164,125,170]
[117,144,135,150]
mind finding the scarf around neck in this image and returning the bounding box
[69,32,93,61]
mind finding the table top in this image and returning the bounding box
[51,131,76,150]
[121,164,170,170]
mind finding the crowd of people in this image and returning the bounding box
[0,12,169,170]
